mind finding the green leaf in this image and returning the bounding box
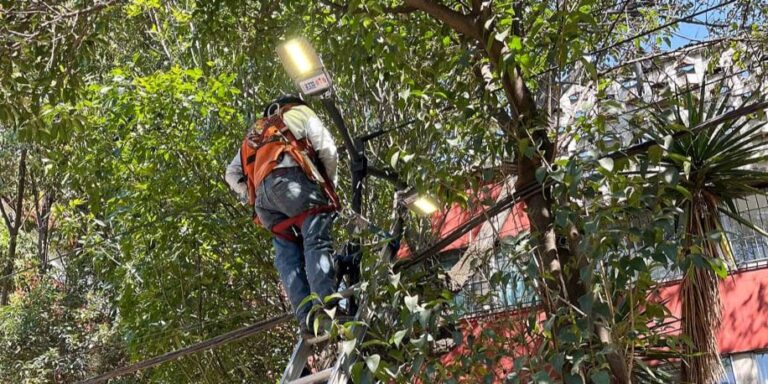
[598,157,614,172]
[648,144,663,163]
[390,150,400,168]
[342,339,357,356]
[404,295,419,313]
[509,35,522,51]
[590,371,610,384]
[365,354,381,373]
[581,57,597,82]
[351,361,365,383]
[323,292,344,304]
[392,329,407,346]
[495,28,510,42]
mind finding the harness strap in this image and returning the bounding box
[271,205,337,242]
[246,103,342,243]
[280,126,341,210]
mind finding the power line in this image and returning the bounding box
[534,0,738,78]
[77,313,292,384]
[76,102,768,383]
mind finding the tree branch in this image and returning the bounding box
[11,149,27,234]
[319,0,416,14]
[403,0,480,40]
[0,199,11,231]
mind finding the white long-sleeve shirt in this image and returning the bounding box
[225,105,338,201]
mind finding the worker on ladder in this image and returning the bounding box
[225,94,340,339]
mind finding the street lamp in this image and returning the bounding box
[276,36,441,271]
[276,37,332,96]
[277,36,441,217]
[403,191,440,216]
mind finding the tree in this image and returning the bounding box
[1,0,767,383]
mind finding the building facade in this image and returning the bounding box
[422,45,768,382]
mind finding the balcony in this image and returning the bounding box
[722,193,768,269]
[448,190,768,317]
[442,247,538,318]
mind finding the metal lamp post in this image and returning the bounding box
[275,37,438,279]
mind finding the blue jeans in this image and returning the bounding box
[254,167,336,326]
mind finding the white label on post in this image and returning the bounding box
[299,72,331,95]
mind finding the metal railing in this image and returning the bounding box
[451,250,538,317]
[722,193,768,268]
[455,191,768,315]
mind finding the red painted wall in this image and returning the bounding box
[413,181,768,379]
[654,267,768,354]
[440,268,768,381]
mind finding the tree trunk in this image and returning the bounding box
[31,172,55,273]
[395,1,631,381]
[0,232,18,306]
[0,148,27,306]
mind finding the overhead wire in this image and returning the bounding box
[533,0,738,78]
[75,99,768,384]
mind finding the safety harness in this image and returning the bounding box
[240,104,340,242]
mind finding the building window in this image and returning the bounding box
[677,63,696,75]
[756,352,768,383]
[721,193,768,268]
[452,246,538,316]
[720,356,737,384]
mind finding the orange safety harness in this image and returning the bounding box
[240,104,340,242]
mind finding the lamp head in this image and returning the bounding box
[404,192,440,216]
[277,38,321,78]
[276,37,332,96]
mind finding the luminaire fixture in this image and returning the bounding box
[276,37,332,96]
[404,192,440,216]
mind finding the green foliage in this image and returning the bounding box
[0,277,132,383]
[1,0,767,383]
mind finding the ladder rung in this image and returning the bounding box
[287,368,332,384]
[305,333,330,346]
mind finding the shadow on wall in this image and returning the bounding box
[656,267,768,354]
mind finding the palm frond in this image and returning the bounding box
[633,79,768,384]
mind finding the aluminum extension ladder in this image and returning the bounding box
[279,284,368,384]
[280,209,401,384]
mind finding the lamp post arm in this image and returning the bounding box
[368,166,406,189]
[320,97,361,163]
[356,118,417,143]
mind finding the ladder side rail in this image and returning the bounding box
[281,338,314,383]
[328,235,398,384]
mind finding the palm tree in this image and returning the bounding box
[642,83,768,383]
